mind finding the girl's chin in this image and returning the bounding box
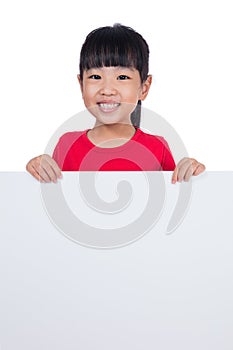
[94,113,131,126]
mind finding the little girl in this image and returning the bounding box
[26,24,205,183]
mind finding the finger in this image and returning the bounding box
[26,163,43,182]
[184,159,205,180]
[40,160,57,182]
[172,166,178,184]
[183,158,198,181]
[28,162,51,183]
[37,164,52,182]
[33,157,53,182]
[183,163,194,181]
[43,155,62,180]
[193,163,206,176]
[177,158,193,182]
[171,157,189,183]
[41,158,62,183]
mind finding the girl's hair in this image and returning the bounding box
[79,24,149,83]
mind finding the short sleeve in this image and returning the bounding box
[52,132,83,169]
[159,137,176,171]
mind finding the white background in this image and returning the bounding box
[0,0,232,170]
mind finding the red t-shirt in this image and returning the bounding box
[52,127,176,171]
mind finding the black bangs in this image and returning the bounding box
[79,24,149,82]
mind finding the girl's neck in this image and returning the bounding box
[94,122,135,135]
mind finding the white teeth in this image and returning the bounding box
[99,103,119,109]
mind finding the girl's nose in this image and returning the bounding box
[99,79,117,95]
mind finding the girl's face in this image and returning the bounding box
[78,66,151,126]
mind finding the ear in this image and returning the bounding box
[140,75,152,101]
[77,74,83,94]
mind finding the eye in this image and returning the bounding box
[117,75,131,80]
[88,74,101,79]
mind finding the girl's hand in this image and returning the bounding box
[172,157,205,184]
[26,154,62,183]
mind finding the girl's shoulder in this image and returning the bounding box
[137,127,168,145]
[58,130,87,143]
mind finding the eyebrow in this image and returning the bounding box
[86,66,136,72]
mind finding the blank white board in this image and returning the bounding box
[0,171,232,350]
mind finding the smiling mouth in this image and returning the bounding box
[97,103,120,112]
